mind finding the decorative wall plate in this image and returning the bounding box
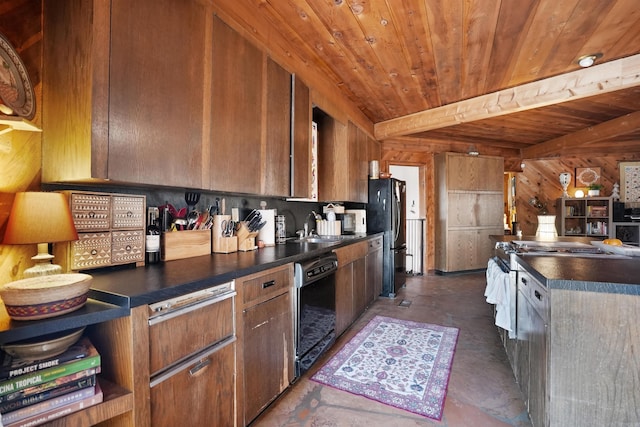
[0,33,35,119]
[575,167,601,187]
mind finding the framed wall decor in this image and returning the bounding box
[575,167,601,187]
[0,32,35,119]
[620,162,640,202]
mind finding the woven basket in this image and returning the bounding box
[0,273,92,320]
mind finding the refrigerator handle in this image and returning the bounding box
[377,190,381,202]
[383,198,386,211]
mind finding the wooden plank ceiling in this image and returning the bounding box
[217,0,640,162]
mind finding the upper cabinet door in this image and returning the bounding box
[446,154,503,191]
[108,0,207,188]
[209,16,263,195]
[263,57,292,197]
[42,0,208,188]
[42,0,111,182]
[291,76,313,199]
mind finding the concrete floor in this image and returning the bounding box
[252,272,532,427]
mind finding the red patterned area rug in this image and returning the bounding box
[311,315,459,420]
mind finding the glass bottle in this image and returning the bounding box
[146,207,161,264]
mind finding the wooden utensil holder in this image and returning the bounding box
[161,229,212,261]
[237,222,258,251]
[212,215,238,253]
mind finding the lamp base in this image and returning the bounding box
[23,260,63,278]
[536,215,558,241]
[23,243,63,278]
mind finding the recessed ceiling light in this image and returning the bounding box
[577,53,602,68]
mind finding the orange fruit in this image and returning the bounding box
[603,238,623,246]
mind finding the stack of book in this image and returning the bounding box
[0,336,103,427]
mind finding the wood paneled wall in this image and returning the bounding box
[0,0,43,285]
[516,156,640,235]
[382,146,640,272]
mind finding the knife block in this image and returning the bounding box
[237,222,258,251]
[212,215,238,253]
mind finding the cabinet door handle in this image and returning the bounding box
[521,277,528,286]
[534,290,542,301]
[189,358,211,376]
[262,280,276,289]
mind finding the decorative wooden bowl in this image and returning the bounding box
[1,327,85,361]
[0,273,92,320]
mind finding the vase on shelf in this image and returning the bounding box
[559,172,571,198]
[536,215,558,241]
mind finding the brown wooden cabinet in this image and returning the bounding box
[235,264,294,426]
[348,121,369,203]
[510,263,640,426]
[291,75,314,199]
[334,240,368,336]
[434,153,504,272]
[147,287,236,427]
[210,16,292,197]
[365,235,383,305]
[317,114,372,202]
[42,0,208,188]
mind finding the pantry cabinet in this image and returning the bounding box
[434,153,504,272]
[42,0,208,188]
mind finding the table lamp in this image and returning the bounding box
[2,192,78,278]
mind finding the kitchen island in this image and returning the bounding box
[490,235,640,427]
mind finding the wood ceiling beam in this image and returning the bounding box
[521,111,640,159]
[382,136,521,158]
[374,54,640,140]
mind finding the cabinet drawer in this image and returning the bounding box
[334,240,368,265]
[70,232,112,270]
[149,295,234,374]
[112,230,145,264]
[112,195,145,229]
[368,236,382,251]
[242,266,292,307]
[518,271,548,320]
[70,193,111,231]
[150,340,235,426]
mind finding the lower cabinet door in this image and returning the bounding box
[243,292,293,423]
[150,341,235,427]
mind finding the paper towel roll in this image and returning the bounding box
[257,209,276,246]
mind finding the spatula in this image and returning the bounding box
[185,192,201,228]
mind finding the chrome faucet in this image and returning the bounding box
[302,211,321,238]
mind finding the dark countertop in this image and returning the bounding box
[516,256,640,295]
[0,234,378,344]
[490,234,640,295]
[88,235,376,308]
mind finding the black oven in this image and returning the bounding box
[294,253,338,377]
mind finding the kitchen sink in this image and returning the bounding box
[292,235,360,244]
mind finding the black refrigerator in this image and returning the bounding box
[366,178,406,298]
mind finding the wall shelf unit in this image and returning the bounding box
[556,197,612,238]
